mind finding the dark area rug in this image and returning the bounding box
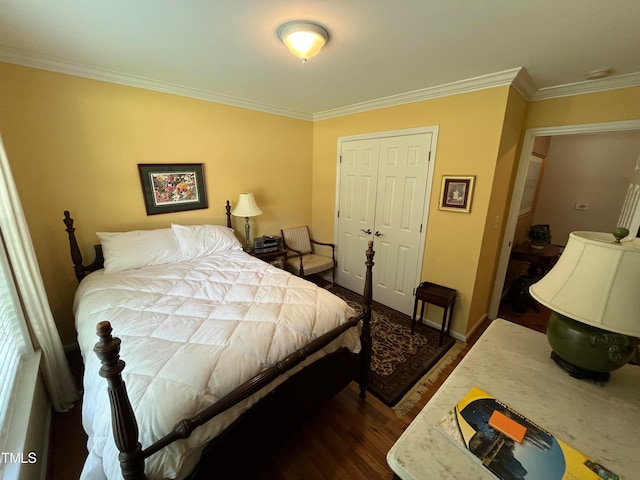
[330,285,456,406]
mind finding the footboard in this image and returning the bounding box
[93,242,375,480]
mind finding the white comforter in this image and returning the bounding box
[74,250,358,480]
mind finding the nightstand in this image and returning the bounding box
[251,249,288,269]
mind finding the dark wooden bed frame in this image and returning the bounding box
[63,201,374,480]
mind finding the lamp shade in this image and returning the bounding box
[529,231,640,337]
[278,21,328,63]
[231,193,262,217]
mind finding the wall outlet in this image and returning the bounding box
[573,203,590,211]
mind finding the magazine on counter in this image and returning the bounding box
[435,386,622,480]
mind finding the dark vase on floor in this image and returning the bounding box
[508,275,537,313]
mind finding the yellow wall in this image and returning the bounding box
[312,85,640,337]
[0,62,313,345]
[312,86,516,336]
[471,88,528,331]
[525,86,640,128]
[2,60,639,346]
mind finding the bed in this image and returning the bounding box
[63,201,374,480]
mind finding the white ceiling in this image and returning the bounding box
[1,0,639,120]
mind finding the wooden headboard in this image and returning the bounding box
[64,200,233,282]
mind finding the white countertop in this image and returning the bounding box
[387,319,640,479]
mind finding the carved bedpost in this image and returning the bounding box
[225,200,232,228]
[94,322,146,480]
[359,241,375,398]
[63,211,86,282]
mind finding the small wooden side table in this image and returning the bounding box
[250,249,287,269]
[412,281,456,346]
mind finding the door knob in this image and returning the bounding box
[361,228,372,235]
[374,231,383,237]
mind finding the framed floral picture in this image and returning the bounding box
[137,163,208,215]
[439,175,476,213]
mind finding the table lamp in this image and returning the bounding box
[231,193,262,252]
[529,230,640,381]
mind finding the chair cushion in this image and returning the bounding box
[281,226,313,254]
[285,254,334,275]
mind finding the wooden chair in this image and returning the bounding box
[280,226,336,285]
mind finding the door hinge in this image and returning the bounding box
[420,224,423,233]
[428,150,431,162]
[339,155,342,164]
[337,210,340,218]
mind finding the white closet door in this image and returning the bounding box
[336,132,432,315]
[372,134,431,313]
[336,138,379,294]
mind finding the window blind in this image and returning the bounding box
[0,231,30,454]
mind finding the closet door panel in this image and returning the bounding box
[337,131,433,316]
[337,139,379,293]
[372,134,431,313]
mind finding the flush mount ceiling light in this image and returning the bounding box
[278,21,329,63]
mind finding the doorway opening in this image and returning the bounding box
[489,119,640,320]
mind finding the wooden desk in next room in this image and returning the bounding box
[510,242,562,276]
[386,320,639,479]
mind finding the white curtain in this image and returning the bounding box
[0,135,79,412]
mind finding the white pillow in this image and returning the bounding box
[96,228,184,274]
[171,224,242,260]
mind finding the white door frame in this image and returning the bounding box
[488,119,640,319]
[334,126,439,296]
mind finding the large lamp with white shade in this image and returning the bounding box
[529,230,640,381]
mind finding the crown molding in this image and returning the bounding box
[0,46,313,121]
[4,45,638,121]
[531,71,640,101]
[313,68,527,121]
[510,67,538,100]
[0,48,530,121]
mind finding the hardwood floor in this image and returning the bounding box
[46,301,548,479]
[46,349,85,480]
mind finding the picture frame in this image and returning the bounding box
[137,163,208,215]
[439,175,476,213]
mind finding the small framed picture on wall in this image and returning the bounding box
[439,175,476,213]
[138,163,208,215]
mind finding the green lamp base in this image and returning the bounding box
[546,312,639,382]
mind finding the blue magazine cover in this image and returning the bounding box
[435,386,621,480]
